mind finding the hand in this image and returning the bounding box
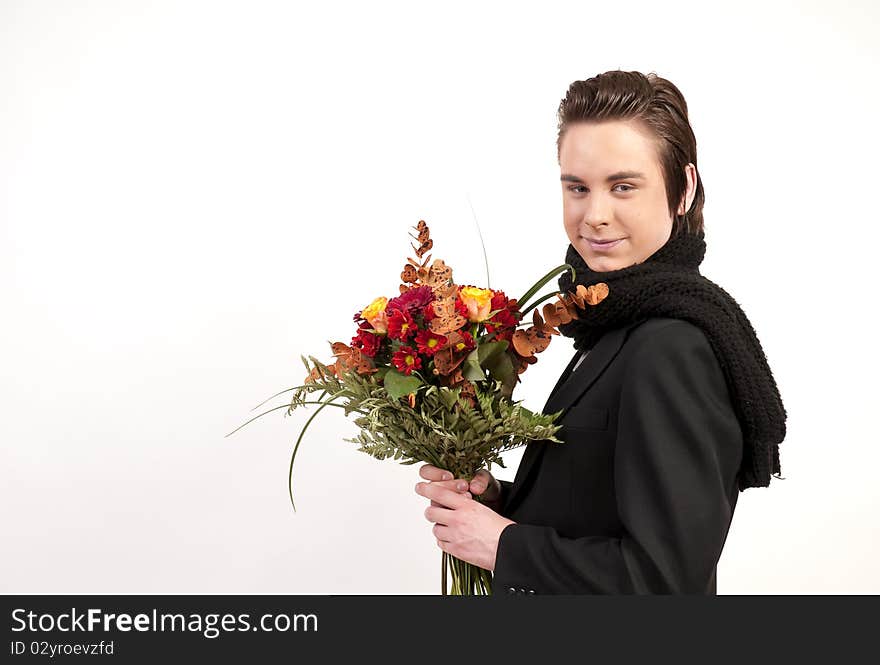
[417,464,474,506]
[417,464,503,508]
[467,468,503,509]
[415,464,516,571]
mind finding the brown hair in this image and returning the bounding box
[556,70,705,236]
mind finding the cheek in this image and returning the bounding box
[562,203,581,230]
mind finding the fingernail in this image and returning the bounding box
[443,473,452,480]
[457,482,467,491]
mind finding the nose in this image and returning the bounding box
[581,197,612,230]
[582,218,610,235]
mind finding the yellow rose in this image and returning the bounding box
[361,296,389,334]
[459,286,494,323]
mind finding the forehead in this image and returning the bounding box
[559,120,661,176]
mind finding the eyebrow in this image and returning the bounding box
[560,170,647,184]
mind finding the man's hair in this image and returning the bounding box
[556,70,705,236]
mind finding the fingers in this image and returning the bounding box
[418,464,454,482]
[469,469,493,495]
[424,503,455,525]
[430,491,470,508]
[417,465,474,497]
[415,481,470,509]
[434,479,471,495]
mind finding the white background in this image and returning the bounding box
[2,0,877,594]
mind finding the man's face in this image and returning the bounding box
[560,119,677,272]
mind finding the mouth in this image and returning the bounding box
[581,236,625,252]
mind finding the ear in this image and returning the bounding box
[678,162,697,215]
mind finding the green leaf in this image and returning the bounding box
[288,395,342,513]
[519,290,568,318]
[476,340,509,364]
[483,307,506,320]
[484,349,514,385]
[462,356,485,382]
[384,367,423,400]
[516,263,575,313]
[462,340,510,383]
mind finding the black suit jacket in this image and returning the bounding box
[492,316,743,595]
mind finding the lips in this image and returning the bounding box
[582,236,624,252]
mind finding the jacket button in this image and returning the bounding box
[517,587,526,594]
[528,589,535,594]
[507,587,516,594]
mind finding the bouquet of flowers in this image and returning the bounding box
[227,219,609,595]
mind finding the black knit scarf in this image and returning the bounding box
[557,228,786,491]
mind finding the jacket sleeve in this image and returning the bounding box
[497,479,513,517]
[492,321,743,594]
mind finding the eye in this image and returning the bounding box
[567,184,634,194]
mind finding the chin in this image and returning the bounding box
[583,256,624,272]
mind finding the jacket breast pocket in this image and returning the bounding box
[560,405,610,431]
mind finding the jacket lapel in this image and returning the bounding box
[544,346,585,406]
[503,319,646,515]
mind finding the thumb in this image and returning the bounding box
[470,471,490,495]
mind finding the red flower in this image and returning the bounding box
[484,289,519,338]
[490,290,508,311]
[423,301,436,322]
[485,325,514,344]
[451,330,476,353]
[387,308,417,341]
[415,329,447,356]
[484,309,517,329]
[386,285,434,315]
[351,327,381,357]
[392,346,423,375]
